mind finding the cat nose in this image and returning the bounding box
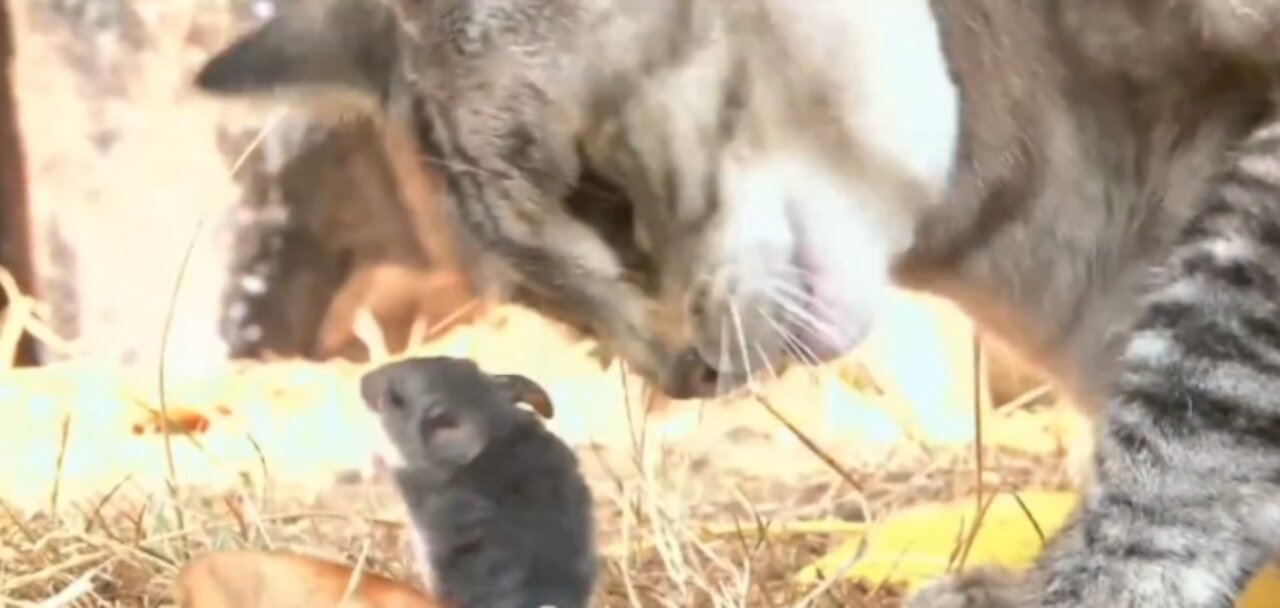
[663,348,722,399]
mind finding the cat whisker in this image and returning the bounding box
[768,293,837,338]
[763,275,844,319]
[754,343,783,385]
[728,301,761,395]
[765,286,847,346]
[757,306,822,368]
[776,261,823,283]
[763,275,856,341]
[716,315,736,398]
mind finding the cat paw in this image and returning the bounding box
[903,567,1027,608]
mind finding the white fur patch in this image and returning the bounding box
[1123,330,1177,365]
[844,0,960,198]
[718,0,959,353]
[718,152,799,266]
[719,149,895,353]
[1238,152,1280,185]
[1205,235,1253,263]
[366,418,438,592]
[768,0,961,198]
[408,523,439,595]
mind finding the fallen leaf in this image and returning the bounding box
[1240,563,1280,608]
[129,407,211,436]
[794,490,1280,608]
[173,550,436,608]
[795,490,1076,593]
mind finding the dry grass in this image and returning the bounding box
[0,432,1073,608]
[0,287,1077,607]
[0,4,1080,605]
[0,434,1074,607]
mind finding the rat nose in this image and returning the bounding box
[360,369,392,412]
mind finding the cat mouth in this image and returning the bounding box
[781,203,875,365]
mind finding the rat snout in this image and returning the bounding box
[360,368,392,412]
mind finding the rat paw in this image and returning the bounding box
[904,566,1028,608]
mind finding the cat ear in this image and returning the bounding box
[492,374,555,419]
[194,0,398,107]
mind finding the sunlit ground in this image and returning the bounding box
[0,285,1087,606]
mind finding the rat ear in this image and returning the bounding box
[491,374,555,419]
[194,0,398,108]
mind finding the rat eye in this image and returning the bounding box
[418,412,459,438]
[385,389,406,411]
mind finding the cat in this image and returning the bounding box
[193,0,1280,604]
[192,0,960,398]
[361,356,597,608]
[908,93,1280,607]
[190,0,1280,404]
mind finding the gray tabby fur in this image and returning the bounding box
[198,0,1280,605]
[361,356,596,608]
[909,96,1280,607]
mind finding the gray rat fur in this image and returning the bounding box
[361,356,597,608]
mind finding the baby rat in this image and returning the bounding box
[361,356,597,608]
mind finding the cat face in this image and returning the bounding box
[197,0,959,396]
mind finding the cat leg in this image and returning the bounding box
[910,156,1280,606]
[908,471,1280,608]
[909,319,1280,608]
[910,351,1280,608]
[904,563,1028,608]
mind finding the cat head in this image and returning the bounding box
[198,0,960,396]
[361,356,554,471]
